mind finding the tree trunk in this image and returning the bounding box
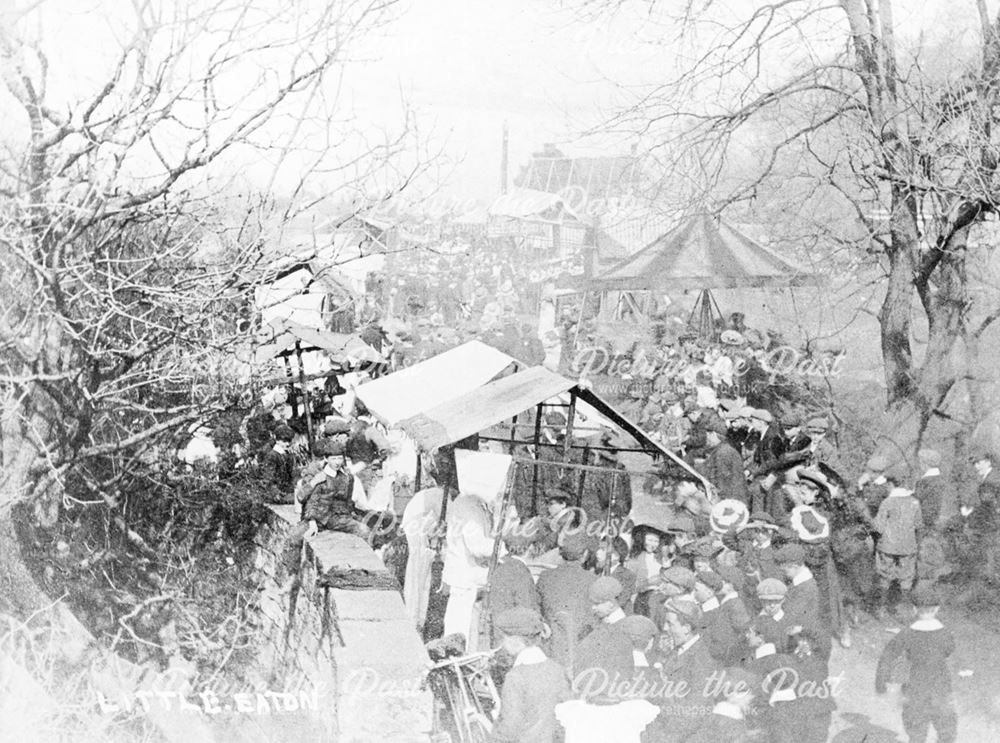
[879,190,921,405]
[0,510,51,619]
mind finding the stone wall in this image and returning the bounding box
[254,506,433,743]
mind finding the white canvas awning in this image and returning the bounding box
[356,340,516,426]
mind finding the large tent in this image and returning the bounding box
[587,214,822,338]
[590,213,819,291]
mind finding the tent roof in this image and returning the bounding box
[256,318,383,364]
[397,366,576,451]
[356,340,516,427]
[590,214,821,291]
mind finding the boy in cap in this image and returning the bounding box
[775,543,823,636]
[752,578,795,648]
[649,565,697,628]
[491,607,571,743]
[536,532,597,668]
[705,564,752,665]
[872,467,924,620]
[788,627,836,742]
[619,614,659,668]
[875,587,957,743]
[572,576,634,691]
[487,527,541,645]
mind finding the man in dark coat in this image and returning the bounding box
[536,533,596,669]
[752,411,788,475]
[650,599,720,742]
[487,530,541,645]
[490,608,571,743]
[704,565,752,666]
[572,576,634,698]
[775,543,823,636]
[280,440,369,579]
[964,449,1000,581]
[913,448,947,530]
[875,587,957,743]
[700,420,749,504]
[579,446,632,529]
[261,423,297,501]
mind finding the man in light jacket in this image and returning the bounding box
[442,492,495,649]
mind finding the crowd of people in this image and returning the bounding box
[416,387,997,743]
[213,239,1000,742]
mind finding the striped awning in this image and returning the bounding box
[590,214,821,291]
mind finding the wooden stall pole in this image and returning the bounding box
[282,355,298,418]
[294,342,315,455]
[531,403,544,517]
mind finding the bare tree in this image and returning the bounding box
[0,0,412,616]
[581,0,1000,461]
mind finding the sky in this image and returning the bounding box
[1,0,992,206]
[347,0,666,202]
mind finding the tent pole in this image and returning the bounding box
[283,356,298,418]
[295,342,315,455]
[563,391,577,465]
[531,403,543,517]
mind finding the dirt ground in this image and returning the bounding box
[828,604,1000,742]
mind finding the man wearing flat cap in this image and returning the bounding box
[965,448,1000,582]
[536,532,597,668]
[699,418,749,504]
[752,578,795,647]
[705,564,752,665]
[652,599,720,743]
[487,527,541,645]
[491,607,571,743]
[572,576,635,694]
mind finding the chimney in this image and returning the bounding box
[500,122,509,195]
